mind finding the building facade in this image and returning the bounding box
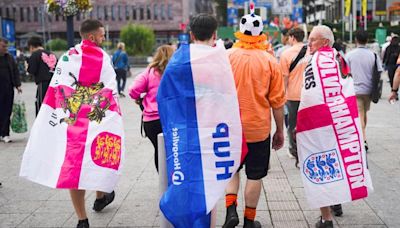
[0,0,215,48]
[303,0,399,24]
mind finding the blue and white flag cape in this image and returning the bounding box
[157,42,247,228]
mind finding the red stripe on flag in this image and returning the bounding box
[43,86,75,109]
[296,104,333,133]
[56,105,91,188]
[56,41,104,189]
[296,96,359,133]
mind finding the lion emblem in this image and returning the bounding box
[60,72,111,125]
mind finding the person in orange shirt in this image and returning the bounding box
[223,9,286,228]
[279,27,307,165]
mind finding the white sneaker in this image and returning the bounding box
[2,136,12,143]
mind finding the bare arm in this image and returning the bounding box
[389,67,400,102]
[272,106,284,150]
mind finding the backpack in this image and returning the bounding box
[371,53,383,103]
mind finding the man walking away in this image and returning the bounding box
[27,36,57,116]
[20,20,125,228]
[223,8,285,228]
[383,36,400,89]
[0,38,22,143]
[279,27,307,164]
[112,42,129,97]
[345,30,383,152]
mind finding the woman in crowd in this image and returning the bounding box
[128,45,175,172]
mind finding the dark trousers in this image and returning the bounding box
[0,86,14,137]
[287,100,300,155]
[35,81,50,116]
[115,68,127,94]
[143,119,163,172]
[387,64,397,89]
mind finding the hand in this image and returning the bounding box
[135,99,141,105]
[389,91,398,103]
[272,129,284,151]
[16,86,22,94]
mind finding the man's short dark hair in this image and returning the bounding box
[189,14,218,41]
[281,28,289,36]
[0,37,8,44]
[27,36,43,48]
[80,19,104,36]
[288,27,305,42]
[355,30,368,44]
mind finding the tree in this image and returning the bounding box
[47,38,68,51]
[120,24,155,56]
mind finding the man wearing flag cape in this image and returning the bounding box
[157,14,247,227]
[296,25,373,228]
[20,19,125,228]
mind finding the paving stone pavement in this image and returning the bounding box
[0,68,399,228]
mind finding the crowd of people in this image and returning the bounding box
[0,7,398,228]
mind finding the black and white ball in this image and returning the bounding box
[239,14,263,36]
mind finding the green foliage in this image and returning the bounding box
[46,38,68,51]
[120,24,155,56]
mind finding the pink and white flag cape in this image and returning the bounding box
[20,40,124,193]
[296,47,373,209]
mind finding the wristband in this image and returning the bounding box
[392,88,399,93]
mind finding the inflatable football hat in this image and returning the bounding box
[239,3,263,36]
[233,2,271,52]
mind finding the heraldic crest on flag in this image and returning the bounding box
[296,46,373,209]
[20,40,125,193]
[157,41,247,227]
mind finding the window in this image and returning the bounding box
[111,5,115,21]
[153,4,158,20]
[20,7,24,22]
[55,14,59,21]
[160,4,165,20]
[139,6,144,20]
[48,14,52,22]
[147,5,151,20]
[104,6,108,21]
[76,12,81,21]
[132,6,137,20]
[125,5,130,20]
[6,7,9,18]
[97,5,102,20]
[33,7,38,22]
[27,7,31,22]
[0,8,2,17]
[167,4,173,20]
[89,10,93,19]
[13,7,16,19]
[118,5,122,21]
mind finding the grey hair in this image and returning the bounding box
[312,25,334,47]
